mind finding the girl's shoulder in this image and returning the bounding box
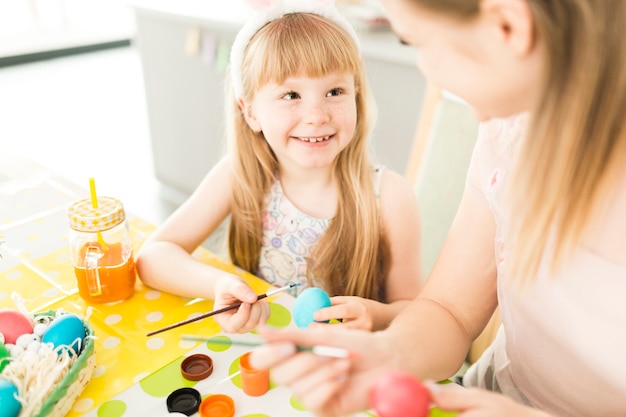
[375,165,417,205]
[372,164,385,197]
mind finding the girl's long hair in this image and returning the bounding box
[415,0,626,282]
[226,13,389,300]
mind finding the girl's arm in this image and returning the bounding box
[136,156,250,300]
[373,168,424,327]
[315,169,423,330]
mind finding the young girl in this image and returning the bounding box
[250,0,626,416]
[136,0,423,333]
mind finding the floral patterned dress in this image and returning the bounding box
[256,166,384,296]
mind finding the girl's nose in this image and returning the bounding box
[302,100,330,124]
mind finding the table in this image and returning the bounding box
[0,150,454,417]
[0,151,304,416]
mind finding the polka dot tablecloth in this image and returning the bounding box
[82,308,328,417]
[0,154,286,416]
[0,152,456,417]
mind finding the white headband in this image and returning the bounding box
[229,0,361,98]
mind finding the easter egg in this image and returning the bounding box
[292,288,332,328]
[42,313,86,356]
[0,309,34,345]
[0,343,9,373]
[370,371,430,417]
[0,379,21,417]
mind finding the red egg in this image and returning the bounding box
[0,309,34,345]
[370,371,431,417]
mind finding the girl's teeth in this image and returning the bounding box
[300,136,330,142]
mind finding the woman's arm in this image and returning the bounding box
[386,188,498,379]
[250,188,498,416]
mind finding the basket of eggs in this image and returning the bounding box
[0,309,95,417]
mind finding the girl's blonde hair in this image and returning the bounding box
[226,13,390,300]
[413,0,626,282]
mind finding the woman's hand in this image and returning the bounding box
[312,296,374,330]
[428,383,552,417]
[250,326,400,417]
[212,275,270,333]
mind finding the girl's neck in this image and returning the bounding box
[278,165,337,219]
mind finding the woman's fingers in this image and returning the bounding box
[284,357,351,410]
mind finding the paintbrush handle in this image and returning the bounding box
[146,284,296,337]
[146,301,245,336]
[182,335,354,359]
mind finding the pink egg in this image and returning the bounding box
[0,309,34,345]
[370,371,431,417]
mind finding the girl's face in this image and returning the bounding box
[381,0,542,121]
[241,71,357,171]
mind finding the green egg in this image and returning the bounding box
[0,343,9,373]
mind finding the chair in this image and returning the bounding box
[406,83,500,364]
[407,83,479,277]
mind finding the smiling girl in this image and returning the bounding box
[136,0,423,333]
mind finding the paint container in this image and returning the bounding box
[239,351,269,396]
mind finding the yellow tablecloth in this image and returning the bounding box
[0,151,276,415]
[0,150,455,417]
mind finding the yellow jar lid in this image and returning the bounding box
[67,196,126,232]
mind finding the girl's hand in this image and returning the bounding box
[428,383,552,417]
[250,326,399,417]
[212,275,270,333]
[312,296,374,330]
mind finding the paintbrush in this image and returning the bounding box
[182,335,356,359]
[146,283,300,337]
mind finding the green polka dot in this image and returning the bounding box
[139,356,194,397]
[228,356,243,388]
[429,408,458,417]
[228,356,277,391]
[267,302,291,328]
[289,395,307,411]
[97,400,127,417]
[205,335,232,352]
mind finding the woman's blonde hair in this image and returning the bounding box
[226,13,389,300]
[414,0,626,282]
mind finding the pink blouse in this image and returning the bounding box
[466,114,626,416]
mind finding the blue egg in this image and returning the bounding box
[292,288,332,328]
[0,379,21,417]
[42,313,86,356]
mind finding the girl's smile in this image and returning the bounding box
[240,71,357,171]
[293,135,333,143]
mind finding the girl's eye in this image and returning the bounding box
[326,88,343,97]
[282,91,300,100]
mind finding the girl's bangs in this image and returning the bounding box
[249,13,360,91]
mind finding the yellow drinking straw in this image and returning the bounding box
[89,178,108,251]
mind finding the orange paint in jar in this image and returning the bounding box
[73,241,136,303]
[68,196,136,304]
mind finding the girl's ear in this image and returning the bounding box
[481,0,534,56]
[238,98,262,132]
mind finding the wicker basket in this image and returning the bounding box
[33,313,96,417]
[4,311,96,417]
